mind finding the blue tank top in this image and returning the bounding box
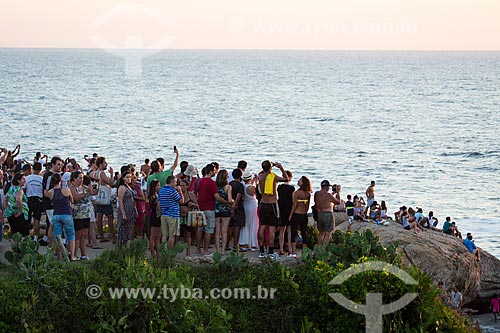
[52,188,72,215]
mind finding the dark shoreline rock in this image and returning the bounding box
[333,212,500,312]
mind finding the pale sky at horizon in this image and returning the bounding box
[1,0,499,50]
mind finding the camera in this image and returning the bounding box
[271,162,278,167]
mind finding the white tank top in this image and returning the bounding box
[25,174,44,198]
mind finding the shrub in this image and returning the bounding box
[0,233,480,333]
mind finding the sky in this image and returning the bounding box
[0,0,499,50]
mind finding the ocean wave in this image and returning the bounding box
[440,151,494,158]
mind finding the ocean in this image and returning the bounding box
[0,49,499,257]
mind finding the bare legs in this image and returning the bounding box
[215,217,230,254]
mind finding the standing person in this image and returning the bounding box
[332,184,345,212]
[175,161,189,180]
[140,159,151,178]
[69,170,96,260]
[179,178,198,256]
[148,179,162,257]
[257,160,289,259]
[365,180,376,215]
[47,174,77,261]
[117,169,137,247]
[132,171,146,239]
[314,180,339,246]
[196,164,231,256]
[184,165,199,192]
[0,170,5,241]
[277,170,294,256]
[92,156,116,243]
[42,156,64,246]
[4,172,30,237]
[491,293,499,321]
[0,147,9,166]
[345,195,355,231]
[239,170,258,251]
[450,286,463,310]
[214,170,233,255]
[228,160,247,182]
[83,175,100,249]
[146,148,180,188]
[289,176,312,257]
[25,162,44,242]
[158,175,184,249]
[117,171,137,247]
[228,168,245,252]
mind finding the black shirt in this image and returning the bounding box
[277,183,295,220]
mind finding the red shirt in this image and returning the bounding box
[196,177,217,211]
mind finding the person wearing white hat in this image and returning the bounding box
[239,170,259,251]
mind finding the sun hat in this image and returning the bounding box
[242,170,253,180]
[183,165,198,177]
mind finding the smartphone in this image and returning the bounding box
[173,145,177,152]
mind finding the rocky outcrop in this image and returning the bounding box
[334,213,500,311]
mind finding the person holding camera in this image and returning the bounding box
[257,160,289,259]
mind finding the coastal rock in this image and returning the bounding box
[334,214,500,311]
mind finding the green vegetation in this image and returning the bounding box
[0,230,479,332]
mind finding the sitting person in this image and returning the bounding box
[451,221,463,239]
[353,195,365,221]
[419,216,442,232]
[442,216,454,235]
[380,201,388,219]
[400,211,424,233]
[415,207,424,223]
[368,201,381,222]
[443,217,463,238]
[394,206,407,224]
[403,208,425,233]
[463,233,480,261]
[428,211,438,227]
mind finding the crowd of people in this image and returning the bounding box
[0,145,481,262]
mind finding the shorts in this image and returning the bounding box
[161,216,180,238]
[200,210,215,234]
[404,225,411,230]
[215,211,232,218]
[8,214,31,237]
[367,198,374,208]
[444,229,453,235]
[259,202,280,226]
[74,218,90,231]
[52,214,75,241]
[28,196,43,221]
[229,206,245,227]
[96,204,114,218]
[317,212,335,232]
